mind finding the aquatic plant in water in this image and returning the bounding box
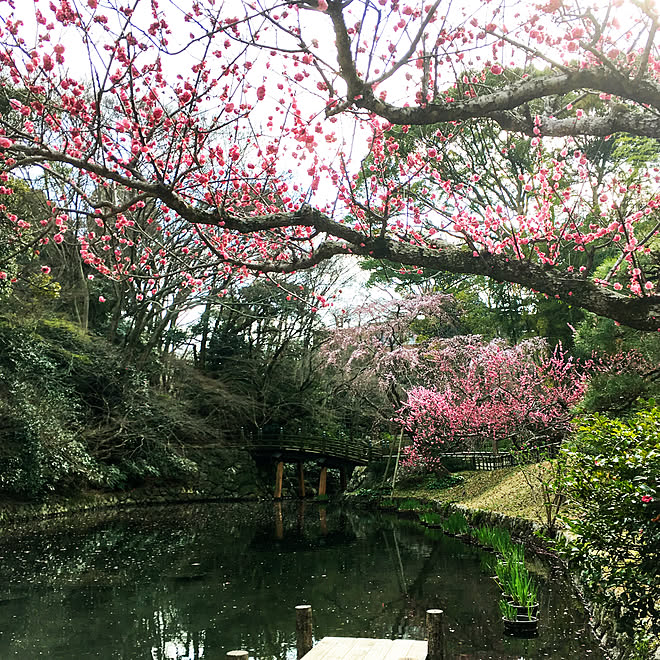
[504,543,526,564]
[472,525,516,556]
[378,498,397,510]
[397,498,431,512]
[503,561,538,609]
[442,511,469,535]
[472,525,496,547]
[418,511,443,526]
[492,529,515,556]
[499,599,517,621]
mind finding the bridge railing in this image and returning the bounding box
[240,428,385,465]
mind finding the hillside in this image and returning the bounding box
[0,313,260,500]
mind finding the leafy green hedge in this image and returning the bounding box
[561,402,659,654]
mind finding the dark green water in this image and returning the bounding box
[0,502,603,659]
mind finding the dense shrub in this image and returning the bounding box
[574,316,660,413]
[561,403,659,651]
[0,316,198,498]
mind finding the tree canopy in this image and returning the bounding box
[0,0,659,328]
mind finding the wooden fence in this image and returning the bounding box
[440,442,561,471]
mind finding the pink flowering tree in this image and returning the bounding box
[0,0,659,329]
[325,295,593,458]
[323,293,461,423]
[396,337,590,469]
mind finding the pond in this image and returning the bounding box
[0,501,603,659]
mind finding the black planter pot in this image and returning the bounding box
[509,601,539,618]
[502,615,539,638]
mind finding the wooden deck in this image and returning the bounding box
[300,636,428,659]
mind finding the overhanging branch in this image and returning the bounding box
[253,231,660,331]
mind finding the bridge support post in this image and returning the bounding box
[274,460,284,499]
[340,466,351,492]
[298,461,306,498]
[318,466,327,496]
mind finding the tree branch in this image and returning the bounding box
[341,69,660,138]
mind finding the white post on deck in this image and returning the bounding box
[426,609,445,660]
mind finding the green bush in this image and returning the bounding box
[574,316,660,413]
[423,473,465,490]
[561,402,659,648]
[0,315,199,498]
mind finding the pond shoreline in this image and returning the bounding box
[0,488,261,524]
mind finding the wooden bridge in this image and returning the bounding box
[240,429,384,499]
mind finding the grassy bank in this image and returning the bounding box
[393,463,552,525]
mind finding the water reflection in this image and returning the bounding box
[0,502,603,660]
